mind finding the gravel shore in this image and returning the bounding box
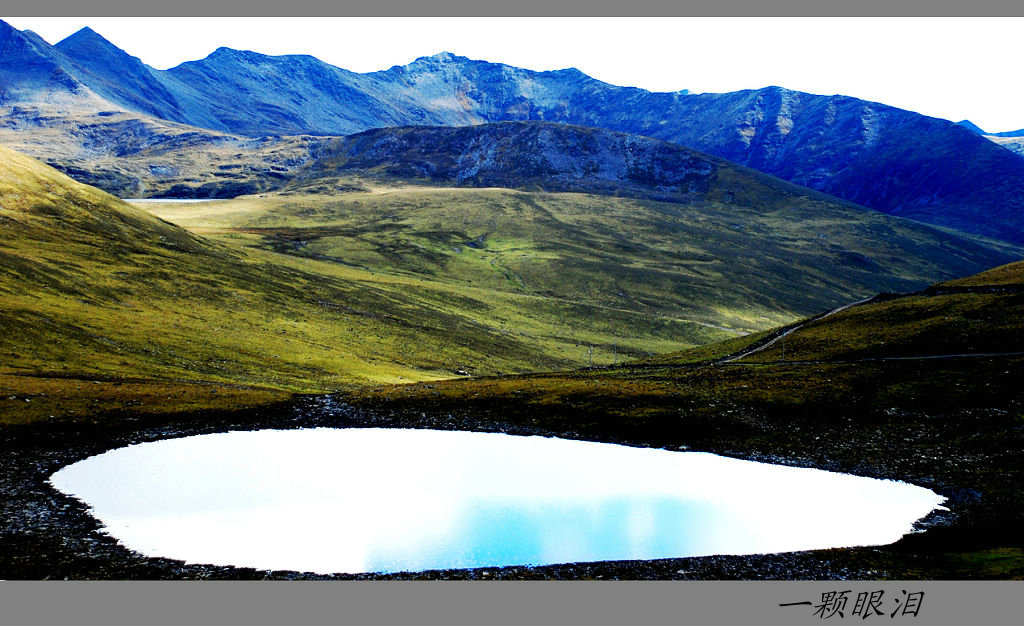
[7,391,1003,581]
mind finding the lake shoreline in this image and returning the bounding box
[2,392,994,581]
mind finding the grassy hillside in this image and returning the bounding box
[0,147,738,424]
[697,262,1024,365]
[2,140,1021,433]
[145,172,1021,335]
[340,257,1024,431]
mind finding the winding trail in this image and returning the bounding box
[716,296,874,364]
[714,283,1024,366]
[729,350,1024,366]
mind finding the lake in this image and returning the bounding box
[48,428,945,575]
[121,198,226,203]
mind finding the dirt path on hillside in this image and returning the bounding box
[715,283,1024,366]
[717,296,874,364]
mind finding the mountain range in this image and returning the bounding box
[2,19,1024,244]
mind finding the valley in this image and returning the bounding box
[3,140,1018,425]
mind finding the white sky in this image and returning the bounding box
[6,16,1024,133]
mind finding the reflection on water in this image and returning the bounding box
[49,428,945,574]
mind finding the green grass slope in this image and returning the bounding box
[145,171,1022,338]
[0,147,740,424]
[702,261,1024,364]
[342,259,1024,435]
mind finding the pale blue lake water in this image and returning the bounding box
[48,428,945,575]
[122,198,226,203]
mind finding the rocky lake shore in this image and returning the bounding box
[4,380,1019,580]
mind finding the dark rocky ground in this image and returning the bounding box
[3,366,1022,580]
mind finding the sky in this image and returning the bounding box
[5,16,1024,133]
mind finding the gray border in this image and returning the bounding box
[2,0,1022,625]
[1,0,1024,17]
[1,581,1022,626]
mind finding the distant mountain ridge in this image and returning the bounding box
[957,119,1024,159]
[957,119,1024,138]
[302,122,722,200]
[3,20,1024,243]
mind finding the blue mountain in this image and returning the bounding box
[52,26,187,121]
[0,20,96,105]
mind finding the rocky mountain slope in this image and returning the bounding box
[0,106,324,198]
[301,122,723,200]
[0,21,109,111]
